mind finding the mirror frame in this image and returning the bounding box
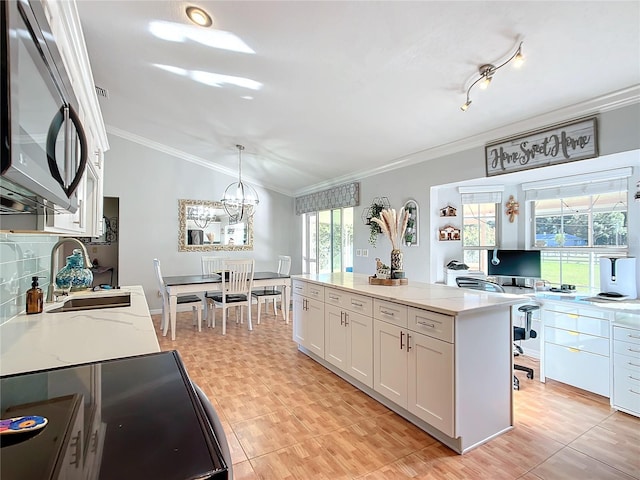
[178,199,254,252]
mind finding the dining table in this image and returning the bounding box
[161,271,291,340]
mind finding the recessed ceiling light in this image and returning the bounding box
[186,6,213,27]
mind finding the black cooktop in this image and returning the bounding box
[0,351,228,480]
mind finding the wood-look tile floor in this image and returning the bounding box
[154,309,640,480]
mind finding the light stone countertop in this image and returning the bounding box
[0,285,160,376]
[293,272,526,315]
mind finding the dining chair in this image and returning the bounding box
[153,258,203,332]
[201,255,227,327]
[209,258,255,335]
[251,255,291,324]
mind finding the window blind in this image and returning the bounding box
[522,167,631,201]
[459,190,503,204]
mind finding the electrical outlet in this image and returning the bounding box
[158,290,162,297]
[362,249,368,257]
[356,249,362,256]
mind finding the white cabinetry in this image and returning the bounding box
[373,300,454,437]
[542,303,612,397]
[325,288,373,387]
[292,280,324,357]
[612,319,640,416]
[291,275,514,454]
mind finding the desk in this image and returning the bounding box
[162,272,291,340]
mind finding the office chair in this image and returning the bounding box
[455,276,538,390]
[513,304,538,390]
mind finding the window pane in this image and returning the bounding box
[332,209,342,273]
[343,208,354,272]
[533,188,627,292]
[463,203,496,247]
[318,210,331,273]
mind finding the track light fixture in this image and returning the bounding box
[460,41,524,112]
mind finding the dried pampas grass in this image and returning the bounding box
[371,208,409,251]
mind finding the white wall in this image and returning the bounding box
[103,135,295,311]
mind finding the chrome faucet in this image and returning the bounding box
[46,238,93,302]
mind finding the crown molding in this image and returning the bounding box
[105,126,293,197]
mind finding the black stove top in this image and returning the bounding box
[1,351,228,480]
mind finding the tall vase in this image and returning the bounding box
[390,249,403,276]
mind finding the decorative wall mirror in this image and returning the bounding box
[178,199,254,252]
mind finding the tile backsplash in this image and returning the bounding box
[0,234,59,326]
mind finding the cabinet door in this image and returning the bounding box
[306,297,325,357]
[374,319,407,408]
[325,304,347,370]
[292,294,306,345]
[408,330,454,436]
[346,310,373,388]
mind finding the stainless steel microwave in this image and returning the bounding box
[0,0,87,215]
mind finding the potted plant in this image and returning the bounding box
[368,202,385,246]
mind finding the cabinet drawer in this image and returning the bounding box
[408,307,454,343]
[293,280,324,300]
[544,310,609,338]
[325,288,372,316]
[374,299,407,328]
[613,340,640,360]
[292,280,307,296]
[613,360,640,414]
[545,326,609,356]
[613,326,640,347]
[306,284,324,300]
[544,303,612,321]
[544,343,610,397]
[614,352,640,373]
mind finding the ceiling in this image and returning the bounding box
[76,1,640,196]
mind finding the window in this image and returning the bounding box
[460,190,501,272]
[302,207,353,274]
[525,170,630,292]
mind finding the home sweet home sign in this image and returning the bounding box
[485,117,598,177]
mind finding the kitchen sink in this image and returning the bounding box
[48,292,131,313]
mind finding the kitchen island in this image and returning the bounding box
[292,272,526,454]
[0,285,159,376]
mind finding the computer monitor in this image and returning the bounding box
[487,249,541,287]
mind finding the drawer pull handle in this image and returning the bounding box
[628,348,640,354]
[340,311,344,326]
[568,347,580,353]
[628,375,640,381]
[344,312,349,326]
[628,362,640,368]
[381,309,395,317]
[629,389,640,396]
[352,301,363,307]
[418,321,436,329]
[329,295,339,300]
[400,331,405,350]
[627,334,640,339]
[407,333,412,352]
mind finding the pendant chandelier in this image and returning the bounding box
[221,144,259,222]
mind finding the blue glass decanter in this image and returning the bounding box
[55,249,93,291]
